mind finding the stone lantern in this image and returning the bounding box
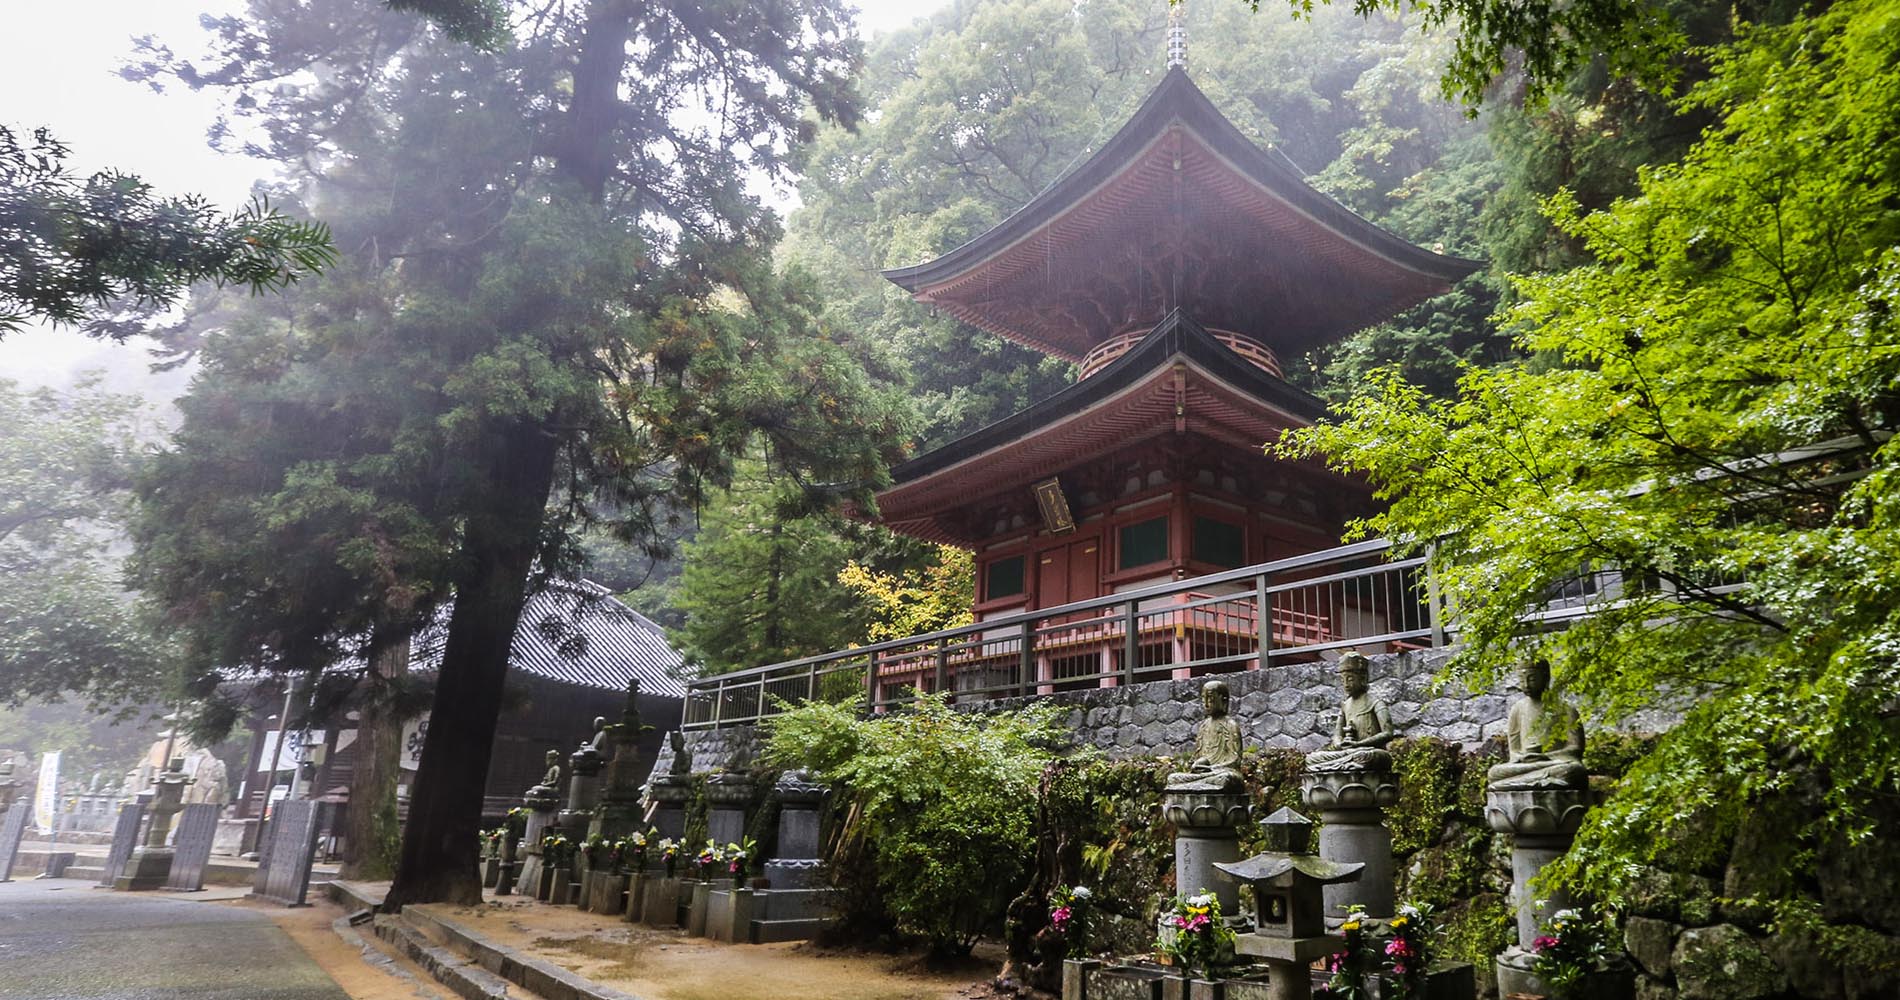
[115,755,192,891]
[1215,808,1363,1000]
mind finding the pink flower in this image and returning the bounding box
[1533,935,1560,952]
[1050,906,1072,930]
[1393,963,1408,975]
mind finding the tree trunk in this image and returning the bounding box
[384,420,559,908]
[339,634,408,880]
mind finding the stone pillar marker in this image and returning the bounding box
[1483,656,1592,998]
[115,756,191,891]
[1300,652,1402,925]
[704,772,753,847]
[591,679,648,842]
[647,730,693,841]
[0,758,21,810]
[516,750,563,896]
[763,770,827,889]
[1162,680,1250,919]
[561,721,607,832]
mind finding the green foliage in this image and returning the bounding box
[0,126,334,339]
[837,544,974,644]
[1281,0,1900,918]
[0,377,171,708]
[765,694,1068,956]
[786,0,1491,438]
[672,464,883,674]
[1388,737,1461,855]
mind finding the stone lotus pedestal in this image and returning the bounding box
[1162,789,1251,920]
[560,741,604,832]
[647,775,691,841]
[705,773,754,847]
[515,792,558,897]
[1486,785,1590,998]
[1299,766,1400,926]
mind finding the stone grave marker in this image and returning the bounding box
[0,805,27,882]
[251,800,327,906]
[97,802,147,888]
[165,804,221,891]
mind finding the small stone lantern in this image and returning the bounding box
[1215,808,1364,1000]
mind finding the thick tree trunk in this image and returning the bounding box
[384,421,559,908]
[339,635,408,880]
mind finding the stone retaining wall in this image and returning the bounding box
[653,648,1519,777]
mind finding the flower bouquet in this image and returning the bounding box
[1384,903,1434,998]
[1531,908,1616,999]
[618,830,650,874]
[1154,891,1236,978]
[1050,884,1094,958]
[1324,905,1376,1000]
[658,837,680,878]
[724,838,755,888]
[694,839,722,881]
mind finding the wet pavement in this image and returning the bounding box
[0,878,351,1000]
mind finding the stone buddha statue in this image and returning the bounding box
[537,750,563,790]
[1305,652,1397,772]
[1486,658,1587,790]
[1165,680,1245,792]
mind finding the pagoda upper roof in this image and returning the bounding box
[877,310,1332,546]
[883,67,1484,361]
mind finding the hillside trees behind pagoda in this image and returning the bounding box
[126,0,910,906]
[1282,0,1900,928]
[784,0,1503,438]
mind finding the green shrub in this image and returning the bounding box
[765,694,1069,957]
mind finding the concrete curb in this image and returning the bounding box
[373,916,514,1000]
[403,905,644,1000]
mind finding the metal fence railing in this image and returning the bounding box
[682,538,1443,730]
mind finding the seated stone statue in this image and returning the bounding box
[1165,680,1245,793]
[667,730,693,776]
[1305,652,1397,772]
[1486,658,1588,790]
[529,749,563,798]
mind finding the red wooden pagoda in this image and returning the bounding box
[870,64,1480,694]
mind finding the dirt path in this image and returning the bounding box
[224,896,440,1000]
[438,899,998,1000]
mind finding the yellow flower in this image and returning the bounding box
[1391,917,1409,929]
[1342,920,1361,932]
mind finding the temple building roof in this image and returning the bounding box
[882,67,1484,361]
[876,310,1335,546]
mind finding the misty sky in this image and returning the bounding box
[0,0,946,395]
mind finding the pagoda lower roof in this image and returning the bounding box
[877,311,1328,546]
[882,67,1483,362]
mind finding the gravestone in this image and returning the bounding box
[0,805,27,883]
[251,800,327,906]
[164,804,221,891]
[97,802,147,888]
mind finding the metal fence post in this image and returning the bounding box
[1255,571,1272,669]
[864,652,879,715]
[1019,620,1035,698]
[1426,542,1447,647]
[1122,599,1138,685]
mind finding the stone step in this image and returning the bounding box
[63,865,107,881]
[373,916,516,1000]
[400,905,640,1000]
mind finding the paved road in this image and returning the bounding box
[0,878,351,1000]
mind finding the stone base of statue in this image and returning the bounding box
[1162,789,1250,919]
[113,846,174,891]
[1485,786,1590,949]
[1301,766,1400,927]
[647,776,692,841]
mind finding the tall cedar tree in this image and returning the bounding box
[130,0,908,906]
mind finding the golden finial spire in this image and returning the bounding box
[1167,2,1187,70]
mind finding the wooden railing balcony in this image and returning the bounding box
[682,538,1443,729]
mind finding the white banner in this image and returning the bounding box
[400,714,430,771]
[255,730,323,773]
[33,751,59,832]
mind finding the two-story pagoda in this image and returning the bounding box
[869,62,1479,697]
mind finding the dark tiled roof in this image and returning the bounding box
[406,580,688,698]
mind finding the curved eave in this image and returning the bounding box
[875,312,1342,545]
[881,67,1483,357]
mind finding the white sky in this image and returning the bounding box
[0,0,945,393]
